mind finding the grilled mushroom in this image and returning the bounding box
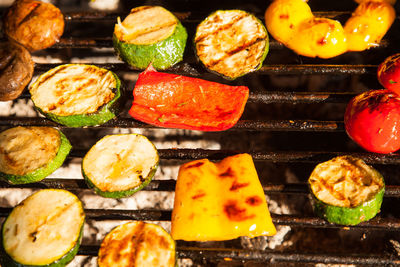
[0,40,34,101]
[3,0,64,51]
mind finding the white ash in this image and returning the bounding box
[88,0,119,11]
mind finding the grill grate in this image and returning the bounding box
[2,1,400,266]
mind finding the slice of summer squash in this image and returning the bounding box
[194,10,269,80]
[29,64,123,127]
[113,6,187,70]
[98,221,176,267]
[171,153,276,241]
[82,134,159,198]
[1,189,85,267]
[308,155,385,225]
[0,126,71,184]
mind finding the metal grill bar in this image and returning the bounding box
[34,63,377,75]
[18,91,356,104]
[0,208,398,229]
[0,117,344,131]
[78,245,400,265]
[1,179,400,197]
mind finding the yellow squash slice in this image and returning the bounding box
[171,153,276,241]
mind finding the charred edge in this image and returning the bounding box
[207,38,265,68]
[224,200,255,221]
[195,13,247,43]
[230,181,249,191]
[219,168,235,178]
[34,65,69,89]
[17,2,41,27]
[192,192,206,199]
[185,162,204,169]
[129,6,153,14]
[246,196,263,206]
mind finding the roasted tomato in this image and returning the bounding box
[377,53,400,95]
[344,89,400,153]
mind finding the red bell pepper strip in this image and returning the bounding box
[129,65,249,131]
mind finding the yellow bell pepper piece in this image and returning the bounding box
[171,153,276,241]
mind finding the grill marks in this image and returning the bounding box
[195,10,267,79]
[116,6,177,45]
[16,2,41,27]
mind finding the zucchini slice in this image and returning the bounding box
[308,155,385,225]
[98,221,175,267]
[82,134,159,198]
[113,6,187,70]
[0,126,71,184]
[1,189,85,267]
[194,10,269,80]
[29,64,123,127]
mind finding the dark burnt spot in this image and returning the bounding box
[230,181,249,191]
[317,37,327,46]
[289,24,294,29]
[48,104,56,111]
[30,231,38,242]
[219,167,235,178]
[246,196,263,206]
[217,110,234,119]
[14,224,18,235]
[224,200,255,221]
[192,192,206,199]
[185,161,204,169]
[279,14,289,19]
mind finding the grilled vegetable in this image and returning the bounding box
[29,64,123,127]
[1,189,85,266]
[0,40,34,101]
[0,126,71,184]
[3,0,64,51]
[82,134,159,198]
[264,0,396,58]
[377,53,400,95]
[264,0,313,46]
[129,65,249,131]
[344,89,400,153]
[113,6,187,70]
[344,1,395,52]
[98,221,175,267]
[309,156,384,225]
[288,17,347,59]
[194,10,268,79]
[171,153,276,241]
[355,0,396,4]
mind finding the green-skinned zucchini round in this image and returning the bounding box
[1,189,85,267]
[194,10,269,80]
[29,64,123,127]
[98,221,176,267]
[308,155,385,226]
[113,6,187,70]
[82,134,159,198]
[0,126,71,184]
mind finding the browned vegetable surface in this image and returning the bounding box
[0,40,34,101]
[3,0,64,51]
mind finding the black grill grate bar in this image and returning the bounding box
[0,117,344,131]
[78,245,400,265]
[0,208,398,229]
[78,245,399,265]
[1,179,399,197]
[18,91,356,104]
[65,149,400,165]
[34,63,377,75]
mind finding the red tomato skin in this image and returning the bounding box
[377,53,400,95]
[344,89,400,153]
